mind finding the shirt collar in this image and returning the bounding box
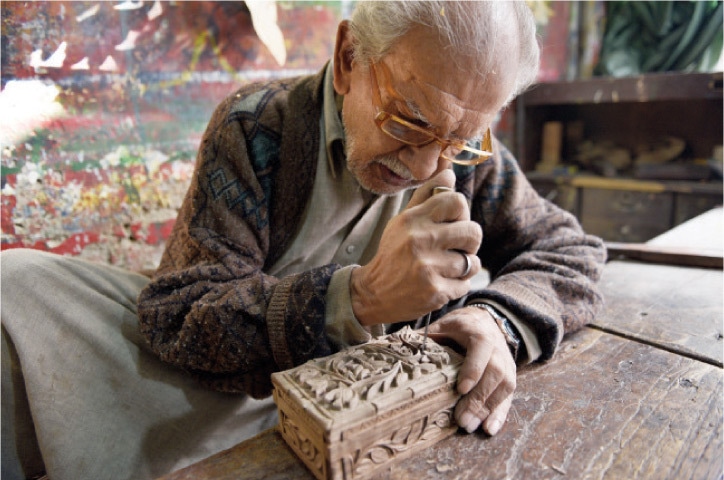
[322,61,347,179]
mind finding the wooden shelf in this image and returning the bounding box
[515,72,723,172]
[521,71,722,106]
[516,73,723,241]
[527,173,723,194]
[528,173,722,242]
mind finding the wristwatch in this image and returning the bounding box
[468,303,522,362]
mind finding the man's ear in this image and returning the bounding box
[333,20,354,95]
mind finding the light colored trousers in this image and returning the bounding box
[1,249,278,480]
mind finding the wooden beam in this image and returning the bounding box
[606,242,723,269]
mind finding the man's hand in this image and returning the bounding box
[426,306,516,436]
[350,170,482,325]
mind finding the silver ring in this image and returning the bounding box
[459,251,472,279]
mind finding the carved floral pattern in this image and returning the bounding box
[342,408,455,477]
[273,327,463,479]
[291,327,454,411]
[278,408,326,477]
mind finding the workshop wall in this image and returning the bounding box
[1,1,347,270]
[1,1,576,270]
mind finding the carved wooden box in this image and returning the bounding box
[271,327,463,480]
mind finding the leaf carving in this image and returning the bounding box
[295,367,320,383]
[407,418,425,444]
[368,446,392,464]
[390,424,412,444]
[323,386,358,410]
[307,378,329,397]
[325,355,376,383]
[364,361,401,400]
[418,363,437,373]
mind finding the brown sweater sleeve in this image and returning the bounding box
[137,73,338,398]
[463,140,606,361]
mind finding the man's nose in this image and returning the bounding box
[401,142,447,180]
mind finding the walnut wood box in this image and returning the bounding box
[271,327,463,480]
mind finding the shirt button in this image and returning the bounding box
[346,245,356,254]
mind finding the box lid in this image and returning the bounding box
[271,327,463,439]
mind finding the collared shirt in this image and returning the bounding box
[268,62,410,347]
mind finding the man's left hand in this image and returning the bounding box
[426,305,516,436]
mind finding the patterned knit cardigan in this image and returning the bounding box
[137,66,606,398]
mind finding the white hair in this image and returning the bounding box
[348,1,540,99]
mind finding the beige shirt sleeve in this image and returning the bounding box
[324,265,386,348]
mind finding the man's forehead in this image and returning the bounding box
[361,21,518,138]
[385,62,498,140]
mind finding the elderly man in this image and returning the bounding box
[1,2,605,479]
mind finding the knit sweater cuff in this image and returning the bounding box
[266,275,297,370]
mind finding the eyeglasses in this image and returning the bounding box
[369,62,493,166]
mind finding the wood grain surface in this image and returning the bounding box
[595,261,723,367]
[160,328,723,480]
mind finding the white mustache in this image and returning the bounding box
[376,156,415,181]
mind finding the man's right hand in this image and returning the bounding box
[350,169,482,326]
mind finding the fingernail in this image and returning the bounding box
[486,419,502,436]
[457,411,480,433]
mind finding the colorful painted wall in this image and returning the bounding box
[1,1,348,270]
[1,1,579,271]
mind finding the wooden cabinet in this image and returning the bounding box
[528,174,722,242]
[516,72,723,242]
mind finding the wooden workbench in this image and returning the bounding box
[595,207,723,368]
[161,209,723,480]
